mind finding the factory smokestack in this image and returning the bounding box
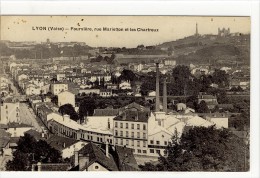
[163,78,167,113]
[155,62,160,112]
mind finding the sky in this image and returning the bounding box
[0,16,250,48]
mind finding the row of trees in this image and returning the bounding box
[139,126,249,171]
[140,65,230,97]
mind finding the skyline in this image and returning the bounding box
[1,16,250,48]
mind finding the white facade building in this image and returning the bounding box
[58,91,76,107]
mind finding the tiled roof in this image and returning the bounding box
[115,146,139,171]
[7,122,33,128]
[0,129,11,148]
[78,142,118,171]
[100,89,112,92]
[32,163,71,171]
[93,109,119,116]
[119,102,150,112]
[4,97,19,103]
[198,94,217,99]
[38,105,53,114]
[24,129,46,141]
[9,137,20,147]
[46,135,78,151]
[0,124,8,129]
[114,110,150,123]
[218,104,234,109]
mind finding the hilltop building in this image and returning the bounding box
[218,27,230,37]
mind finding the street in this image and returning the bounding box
[19,102,44,132]
[7,75,47,132]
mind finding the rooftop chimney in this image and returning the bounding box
[37,162,42,171]
[155,62,160,112]
[105,141,109,158]
[163,78,167,113]
[41,132,45,138]
[74,148,79,166]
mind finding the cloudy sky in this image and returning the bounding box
[1,16,250,48]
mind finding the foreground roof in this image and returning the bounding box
[78,142,119,171]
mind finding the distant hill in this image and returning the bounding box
[157,34,250,65]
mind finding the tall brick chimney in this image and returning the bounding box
[155,62,160,112]
[163,77,167,113]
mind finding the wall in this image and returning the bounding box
[147,130,172,157]
[114,120,148,155]
[7,127,32,137]
[0,102,20,124]
[58,92,75,107]
[62,141,88,159]
[88,162,109,171]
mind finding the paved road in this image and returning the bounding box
[19,103,44,132]
[7,76,47,132]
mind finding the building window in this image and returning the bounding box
[143,133,146,139]
[115,130,118,136]
[91,136,93,140]
[143,124,146,130]
[150,140,154,144]
[137,132,140,138]
[95,165,99,170]
[131,140,134,146]
[143,141,146,147]
[131,124,134,129]
[126,131,129,137]
[156,150,160,154]
[120,139,123,145]
[137,124,140,130]
[100,138,103,142]
[164,141,167,145]
[120,123,123,128]
[115,122,118,128]
[143,150,147,154]
[126,123,128,129]
[120,131,123,137]
[131,132,134,138]
[164,150,167,156]
[138,149,141,153]
[137,141,140,147]
[126,139,129,146]
[156,141,160,145]
[115,138,118,144]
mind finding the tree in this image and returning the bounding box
[119,69,137,82]
[58,104,79,121]
[171,65,192,95]
[212,69,229,88]
[78,97,97,120]
[140,126,249,171]
[197,100,209,113]
[6,134,62,171]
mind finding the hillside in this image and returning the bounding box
[157,34,250,65]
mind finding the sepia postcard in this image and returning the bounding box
[0,14,252,174]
